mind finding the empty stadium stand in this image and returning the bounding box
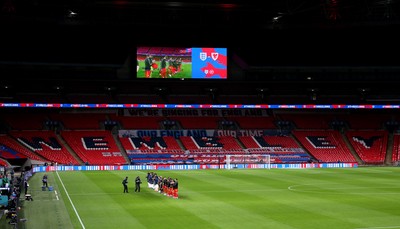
[0,109,398,166]
[346,130,388,164]
[60,130,126,165]
[10,131,80,165]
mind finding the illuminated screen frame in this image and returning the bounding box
[136,46,228,80]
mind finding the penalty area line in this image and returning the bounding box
[55,170,86,229]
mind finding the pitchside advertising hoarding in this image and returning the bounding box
[136,47,228,79]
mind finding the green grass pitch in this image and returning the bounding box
[20,167,400,229]
[136,61,192,79]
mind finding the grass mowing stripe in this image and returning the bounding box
[284,169,400,228]
[178,168,400,229]
[56,170,86,229]
[279,189,388,228]
[214,171,360,228]
[176,175,295,228]
[58,171,148,229]
[74,170,215,229]
[24,167,400,229]
[23,172,75,229]
[356,226,400,229]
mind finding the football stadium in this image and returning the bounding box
[1,1,400,229]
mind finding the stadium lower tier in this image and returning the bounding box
[0,129,396,166]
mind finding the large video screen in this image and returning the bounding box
[136,47,227,79]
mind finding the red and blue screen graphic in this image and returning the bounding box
[192,47,227,79]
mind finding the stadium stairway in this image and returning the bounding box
[55,132,84,164]
[175,138,187,153]
[340,131,363,165]
[385,132,394,165]
[8,134,46,161]
[112,132,130,164]
[289,133,315,161]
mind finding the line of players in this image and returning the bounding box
[146,172,179,199]
[142,55,183,78]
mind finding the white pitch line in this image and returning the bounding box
[55,190,59,200]
[55,171,86,229]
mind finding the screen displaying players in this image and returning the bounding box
[136,47,227,79]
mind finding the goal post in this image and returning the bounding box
[225,154,271,170]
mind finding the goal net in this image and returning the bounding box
[225,154,271,170]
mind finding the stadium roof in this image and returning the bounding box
[1,0,400,64]
[0,0,400,104]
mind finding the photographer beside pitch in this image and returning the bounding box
[122,176,129,193]
[135,176,142,192]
